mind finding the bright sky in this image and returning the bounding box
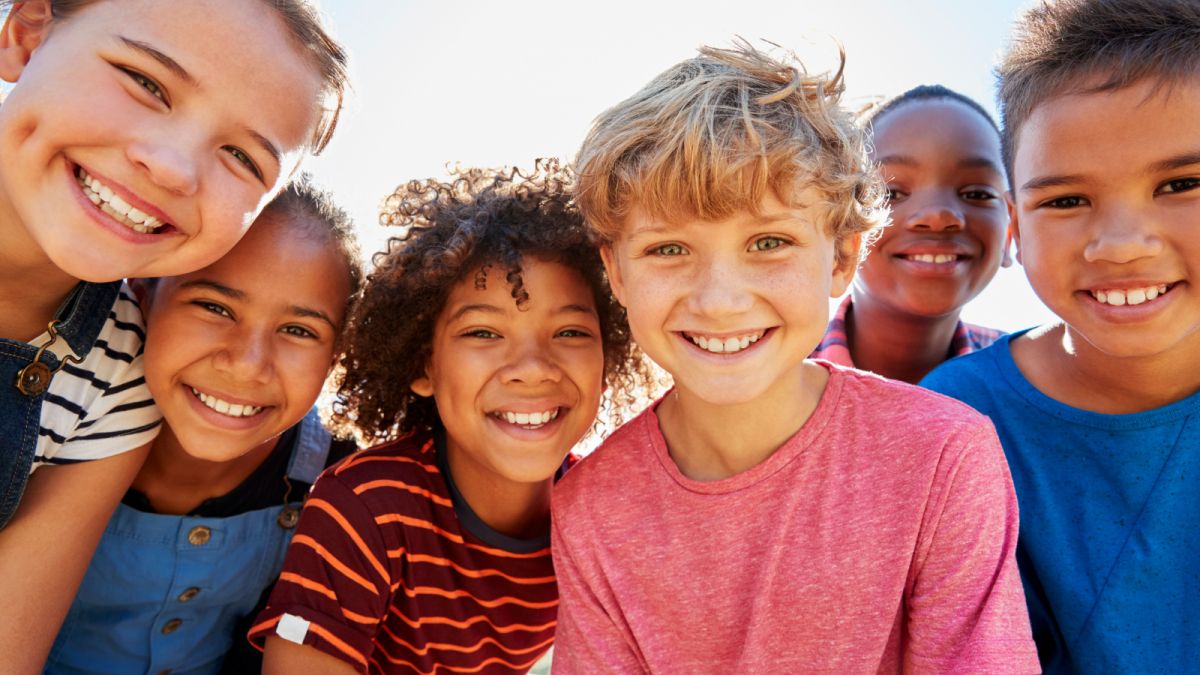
[308,0,1057,332]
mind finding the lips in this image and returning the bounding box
[71,163,176,236]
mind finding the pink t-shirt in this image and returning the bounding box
[551,363,1039,674]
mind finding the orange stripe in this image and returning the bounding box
[405,552,556,585]
[306,499,391,587]
[279,571,338,601]
[389,606,557,633]
[354,479,453,507]
[396,581,558,609]
[375,645,548,675]
[248,614,282,645]
[376,514,549,559]
[342,607,377,625]
[291,535,379,596]
[336,452,439,476]
[380,628,555,657]
[308,622,368,668]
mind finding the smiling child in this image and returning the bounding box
[44,177,361,675]
[0,0,347,665]
[922,0,1200,672]
[550,42,1039,674]
[811,85,1010,383]
[251,162,651,674]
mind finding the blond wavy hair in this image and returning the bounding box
[574,39,887,266]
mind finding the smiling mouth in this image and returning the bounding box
[75,167,169,235]
[191,387,265,418]
[491,408,561,430]
[899,254,965,264]
[683,330,767,354]
[1090,283,1175,307]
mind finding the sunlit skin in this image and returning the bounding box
[602,189,858,481]
[411,258,606,539]
[850,99,1010,383]
[133,211,351,515]
[1008,77,1200,414]
[0,0,323,342]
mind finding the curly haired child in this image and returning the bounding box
[250,160,653,675]
[552,41,1039,674]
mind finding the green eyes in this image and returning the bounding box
[655,244,686,256]
[125,69,165,101]
[224,146,262,179]
[750,237,785,251]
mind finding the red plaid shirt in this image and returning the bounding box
[810,296,1004,369]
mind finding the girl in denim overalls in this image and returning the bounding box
[45,178,363,675]
[0,0,349,666]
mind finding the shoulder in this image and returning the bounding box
[831,365,994,439]
[554,406,657,510]
[920,337,1009,402]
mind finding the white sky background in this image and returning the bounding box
[308,0,1058,333]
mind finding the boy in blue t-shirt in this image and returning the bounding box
[922,1,1200,673]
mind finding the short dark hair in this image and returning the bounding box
[997,0,1200,180]
[859,84,998,137]
[329,159,655,444]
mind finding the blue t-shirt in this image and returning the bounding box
[922,330,1200,675]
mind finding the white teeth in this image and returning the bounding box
[189,387,263,417]
[689,331,765,354]
[75,168,166,234]
[1091,284,1175,307]
[495,408,559,428]
[905,254,959,264]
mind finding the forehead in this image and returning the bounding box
[69,0,323,154]
[1014,78,1200,184]
[442,257,597,316]
[621,187,823,239]
[872,99,1001,163]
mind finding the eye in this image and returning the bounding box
[1158,177,1200,195]
[961,190,998,202]
[886,188,907,202]
[462,329,500,339]
[282,325,317,339]
[557,328,594,338]
[651,243,687,256]
[121,68,166,102]
[1040,195,1086,209]
[224,146,262,180]
[193,301,232,318]
[750,237,786,252]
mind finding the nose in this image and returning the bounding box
[126,132,201,197]
[686,254,755,321]
[212,327,274,385]
[902,190,965,232]
[498,334,564,386]
[1084,204,1163,264]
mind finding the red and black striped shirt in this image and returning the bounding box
[249,428,571,674]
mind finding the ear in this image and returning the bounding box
[1005,191,1022,266]
[830,233,861,298]
[410,370,434,398]
[0,1,53,84]
[598,243,628,308]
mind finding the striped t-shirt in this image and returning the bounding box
[31,281,161,472]
[249,428,572,674]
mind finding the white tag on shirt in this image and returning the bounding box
[277,613,310,645]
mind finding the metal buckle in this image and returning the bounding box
[15,320,84,397]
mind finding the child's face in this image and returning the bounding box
[0,0,323,282]
[1009,77,1200,357]
[411,258,605,485]
[141,212,351,462]
[856,99,1009,316]
[603,189,856,406]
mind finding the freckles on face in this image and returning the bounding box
[0,0,324,283]
[608,190,847,406]
[855,99,1007,317]
[142,212,350,462]
[1011,78,1200,357]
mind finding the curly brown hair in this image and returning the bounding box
[329,159,657,444]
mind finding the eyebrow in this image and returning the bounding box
[1020,173,1084,193]
[446,304,505,324]
[119,37,197,87]
[288,305,339,332]
[247,127,283,169]
[877,154,919,167]
[553,304,598,317]
[177,279,246,300]
[879,154,1003,175]
[1148,151,1200,174]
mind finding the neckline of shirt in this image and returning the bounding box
[643,362,846,495]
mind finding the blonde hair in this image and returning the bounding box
[574,39,887,266]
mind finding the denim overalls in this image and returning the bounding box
[44,409,334,675]
[0,281,121,529]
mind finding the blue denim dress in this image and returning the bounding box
[43,409,335,675]
[0,282,121,529]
